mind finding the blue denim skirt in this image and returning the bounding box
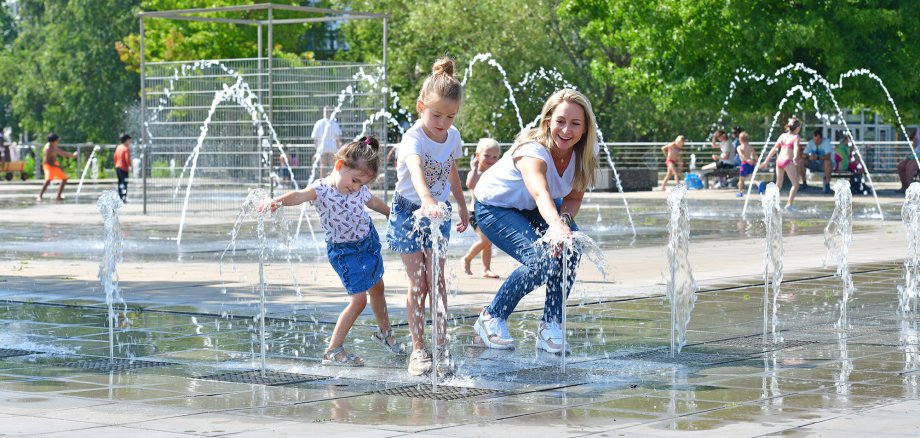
[327,227,384,294]
[386,193,452,253]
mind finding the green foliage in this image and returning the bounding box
[22,154,34,180]
[332,0,590,142]
[151,158,170,177]
[0,0,141,143]
[117,0,340,71]
[560,0,920,139]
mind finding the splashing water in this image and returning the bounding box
[762,183,784,343]
[97,190,127,363]
[461,53,525,130]
[716,64,891,219]
[220,188,301,374]
[664,184,697,356]
[532,227,609,371]
[412,203,451,391]
[824,179,855,328]
[76,145,101,202]
[899,183,920,314]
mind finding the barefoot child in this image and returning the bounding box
[264,136,404,366]
[759,117,802,210]
[660,135,684,190]
[37,133,75,201]
[736,131,755,197]
[463,138,501,279]
[387,57,469,376]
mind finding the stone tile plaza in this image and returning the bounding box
[2,2,920,437]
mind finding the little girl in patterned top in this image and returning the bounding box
[264,136,405,366]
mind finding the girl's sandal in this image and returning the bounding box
[372,329,407,356]
[321,347,364,367]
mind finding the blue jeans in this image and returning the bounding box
[475,200,580,323]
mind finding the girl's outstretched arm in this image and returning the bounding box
[264,186,317,212]
[365,195,390,218]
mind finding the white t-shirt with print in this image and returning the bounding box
[474,142,575,211]
[309,178,372,244]
[394,121,462,204]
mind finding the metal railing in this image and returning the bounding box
[142,57,387,215]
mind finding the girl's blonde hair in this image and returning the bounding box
[739,131,749,142]
[476,138,500,154]
[674,135,685,143]
[335,136,381,176]
[418,57,462,105]
[510,89,597,192]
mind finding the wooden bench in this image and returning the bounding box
[0,161,27,181]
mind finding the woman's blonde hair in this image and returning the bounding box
[510,89,597,192]
[475,138,500,154]
[418,57,462,105]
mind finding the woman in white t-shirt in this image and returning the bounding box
[472,89,598,354]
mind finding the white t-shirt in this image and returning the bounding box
[474,142,575,211]
[395,121,462,204]
[309,178,372,244]
[311,118,342,155]
[718,140,736,164]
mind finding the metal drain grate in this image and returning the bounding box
[798,324,886,335]
[622,350,745,366]
[0,348,41,358]
[59,358,177,372]
[703,335,819,351]
[370,384,503,401]
[197,370,329,386]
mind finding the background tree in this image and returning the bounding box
[0,0,141,143]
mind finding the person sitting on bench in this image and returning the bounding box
[799,128,834,193]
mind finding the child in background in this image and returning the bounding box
[386,57,470,376]
[660,135,684,191]
[37,133,75,201]
[735,132,755,197]
[463,138,501,279]
[264,136,404,366]
[759,117,802,211]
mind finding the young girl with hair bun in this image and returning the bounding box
[386,57,470,376]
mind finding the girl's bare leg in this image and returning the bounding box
[785,165,800,206]
[401,252,429,352]
[424,252,448,347]
[462,239,485,275]
[366,279,391,333]
[327,293,367,352]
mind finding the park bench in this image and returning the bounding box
[700,167,736,189]
[0,161,27,181]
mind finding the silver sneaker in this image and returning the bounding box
[536,321,569,354]
[473,308,515,349]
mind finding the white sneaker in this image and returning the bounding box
[473,308,515,349]
[407,349,432,376]
[536,321,569,354]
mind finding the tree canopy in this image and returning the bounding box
[0,0,918,143]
